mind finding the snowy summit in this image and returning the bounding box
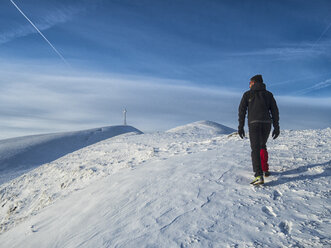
[0,121,330,247]
[167,120,236,136]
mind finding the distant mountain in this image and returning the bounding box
[167,120,235,135]
[0,125,142,184]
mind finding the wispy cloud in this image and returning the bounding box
[268,73,331,87]
[0,61,240,139]
[0,61,330,139]
[230,19,331,60]
[230,44,329,60]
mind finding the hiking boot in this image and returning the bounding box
[250,175,264,185]
[264,171,270,177]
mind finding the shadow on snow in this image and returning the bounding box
[264,160,331,187]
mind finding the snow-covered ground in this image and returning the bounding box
[0,121,330,247]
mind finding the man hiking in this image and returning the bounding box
[238,74,280,185]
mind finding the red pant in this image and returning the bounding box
[260,148,269,172]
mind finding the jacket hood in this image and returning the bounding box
[251,82,266,91]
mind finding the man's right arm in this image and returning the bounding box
[270,94,280,139]
[238,92,248,129]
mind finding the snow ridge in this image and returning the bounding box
[0,125,142,184]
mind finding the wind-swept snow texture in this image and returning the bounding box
[0,122,330,247]
[0,125,142,184]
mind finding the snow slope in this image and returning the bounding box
[0,122,330,247]
[0,125,142,184]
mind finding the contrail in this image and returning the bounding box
[311,22,331,49]
[10,0,69,65]
[269,72,331,87]
[295,78,331,95]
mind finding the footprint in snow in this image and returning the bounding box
[279,221,292,235]
[30,225,38,233]
[180,235,200,248]
[273,190,282,200]
[262,206,277,217]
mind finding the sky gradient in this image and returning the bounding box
[0,0,331,139]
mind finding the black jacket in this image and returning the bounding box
[238,82,279,129]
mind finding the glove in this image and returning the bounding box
[272,128,280,139]
[238,128,245,139]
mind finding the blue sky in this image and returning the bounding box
[0,0,331,138]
